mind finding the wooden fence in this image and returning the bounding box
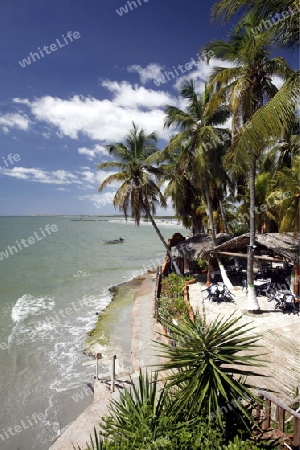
[256,389,300,449]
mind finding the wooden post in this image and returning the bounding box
[95,353,102,380]
[293,417,300,447]
[255,393,264,422]
[278,407,285,433]
[262,398,271,431]
[111,355,116,392]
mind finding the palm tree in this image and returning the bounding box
[204,16,293,311]
[157,313,264,438]
[211,0,299,156]
[266,156,300,234]
[149,144,205,234]
[98,122,181,274]
[164,82,231,243]
[212,0,299,49]
[162,81,233,287]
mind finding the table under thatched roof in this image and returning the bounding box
[177,232,300,263]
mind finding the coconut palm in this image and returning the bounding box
[98,122,180,273]
[212,0,299,49]
[266,156,300,234]
[162,81,234,287]
[203,16,293,311]
[211,0,299,157]
[163,81,231,245]
[149,144,206,234]
[157,313,264,437]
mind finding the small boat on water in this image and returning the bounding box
[104,237,125,244]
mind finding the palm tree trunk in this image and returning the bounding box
[204,179,233,289]
[143,205,182,275]
[219,199,230,234]
[247,156,260,312]
[204,178,217,246]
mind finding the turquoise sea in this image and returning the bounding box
[0,216,186,450]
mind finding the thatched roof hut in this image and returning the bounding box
[176,233,231,261]
[177,232,299,263]
[211,233,299,263]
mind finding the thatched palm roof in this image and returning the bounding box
[176,233,231,260]
[177,232,299,263]
[211,233,299,263]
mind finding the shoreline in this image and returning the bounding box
[49,271,159,450]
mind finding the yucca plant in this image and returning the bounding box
[157,313,266,436]
[100,370,178,448]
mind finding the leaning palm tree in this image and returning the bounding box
[98,122,180,274]
[204,15,293,311]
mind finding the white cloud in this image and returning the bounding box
[127,63,164,84]
[78,144,108,160]
[13,80,177,143]
[101,80,173,108]
[272,76,284,90]
[0,113,30,132]
[78,192,116,210]
[0,166,121,192]
[1,167,81,185]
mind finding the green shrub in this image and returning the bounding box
[222,435,279,449]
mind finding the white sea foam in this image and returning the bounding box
[11,294,56,323]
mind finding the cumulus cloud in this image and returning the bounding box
[12,80,177,143]
[0,113,30,132]
[78,144,108,160]
[127,63,165,84]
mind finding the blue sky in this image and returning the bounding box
[0,0,298,216]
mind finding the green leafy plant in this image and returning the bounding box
[157,313,266,437]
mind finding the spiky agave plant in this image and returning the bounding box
[100,370,176,448]
[157,313,266,434]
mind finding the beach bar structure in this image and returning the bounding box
[177,232,300,295]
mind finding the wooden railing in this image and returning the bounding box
[257,390,300,449]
